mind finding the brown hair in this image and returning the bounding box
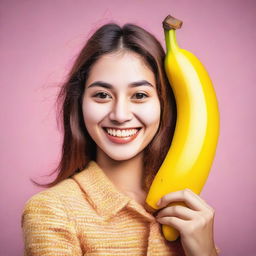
[34,23,176,192]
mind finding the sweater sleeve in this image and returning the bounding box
[21,192,82,256]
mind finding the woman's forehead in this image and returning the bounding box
[85,51,156,88]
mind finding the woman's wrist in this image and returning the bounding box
[209,246,219,256]
[188,246,219,256]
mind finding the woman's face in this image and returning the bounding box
[82,51,161,161]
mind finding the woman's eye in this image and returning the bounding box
[91,92,148,101]
[132,92,148,100]
[93,92,111,99]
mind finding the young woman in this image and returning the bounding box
[22,23,218,256]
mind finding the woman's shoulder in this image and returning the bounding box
[22,177,84,215]
[21,178,85,254]
[22,161,97,217]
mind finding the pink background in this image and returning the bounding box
[1,0,255,255]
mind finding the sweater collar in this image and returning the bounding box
[72,161,132,220]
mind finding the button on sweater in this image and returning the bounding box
[22,161,185,255]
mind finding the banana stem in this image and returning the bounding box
[163,15,183,53]
[164,29,179,53]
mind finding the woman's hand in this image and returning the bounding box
[155,189,218,256]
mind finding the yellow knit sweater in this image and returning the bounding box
[22,161,185,255]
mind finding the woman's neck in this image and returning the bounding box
[96,149,145,194]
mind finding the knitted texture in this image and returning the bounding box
[22,161,185,255]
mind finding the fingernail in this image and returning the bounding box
[157,198,162,207]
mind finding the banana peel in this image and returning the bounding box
[145,15,220,241]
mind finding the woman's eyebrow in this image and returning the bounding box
[87,80,154,89]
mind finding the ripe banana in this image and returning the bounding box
[145,15,220,241]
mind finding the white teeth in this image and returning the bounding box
[105,128,139,137]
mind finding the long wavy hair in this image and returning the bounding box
[35,22,177,192]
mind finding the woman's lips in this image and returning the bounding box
[103,128,141,144]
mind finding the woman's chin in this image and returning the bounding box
[99,149,143,163]
[107,153,138,162]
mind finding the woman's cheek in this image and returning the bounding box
[137,100,161,126]
[82,101,109,125]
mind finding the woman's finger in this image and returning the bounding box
[157,189,211,211]
[156,216,187,231]
[156,204,196,220]
[186,190,214,212]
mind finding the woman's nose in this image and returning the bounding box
[109,98,133,123]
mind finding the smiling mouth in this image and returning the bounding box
[103,127,142,138]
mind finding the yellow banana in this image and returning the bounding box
[145,15,220,241]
